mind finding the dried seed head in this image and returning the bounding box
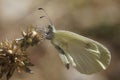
[16,26,46,51]
[0,40,34,80]
[0,25,46,80]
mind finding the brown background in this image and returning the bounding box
[0,0,120,80]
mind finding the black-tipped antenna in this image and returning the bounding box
[38,8,53,25]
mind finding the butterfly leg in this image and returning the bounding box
[61,43,76,67]
[58,54,70,69]
[54,46,70,69]
[65,53,76,67]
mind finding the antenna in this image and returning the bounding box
[38,8,53,26]
[38,8,56,36]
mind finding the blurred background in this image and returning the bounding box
[0,0,120,80]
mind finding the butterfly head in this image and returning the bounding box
[46,25,56,40]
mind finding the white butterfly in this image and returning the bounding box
[46,25,111,74]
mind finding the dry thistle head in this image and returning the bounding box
[0,40,33,80]
[0,26,46,80]
[15,26,46,51]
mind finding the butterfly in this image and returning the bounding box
[38,8,111,74]
[45,25,111,74]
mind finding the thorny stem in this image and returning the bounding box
[0,26,46,80]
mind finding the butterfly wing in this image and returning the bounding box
[52,30,111,74]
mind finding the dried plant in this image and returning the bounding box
[0,26,46,80]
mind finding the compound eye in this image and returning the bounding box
[48,25,53,30]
